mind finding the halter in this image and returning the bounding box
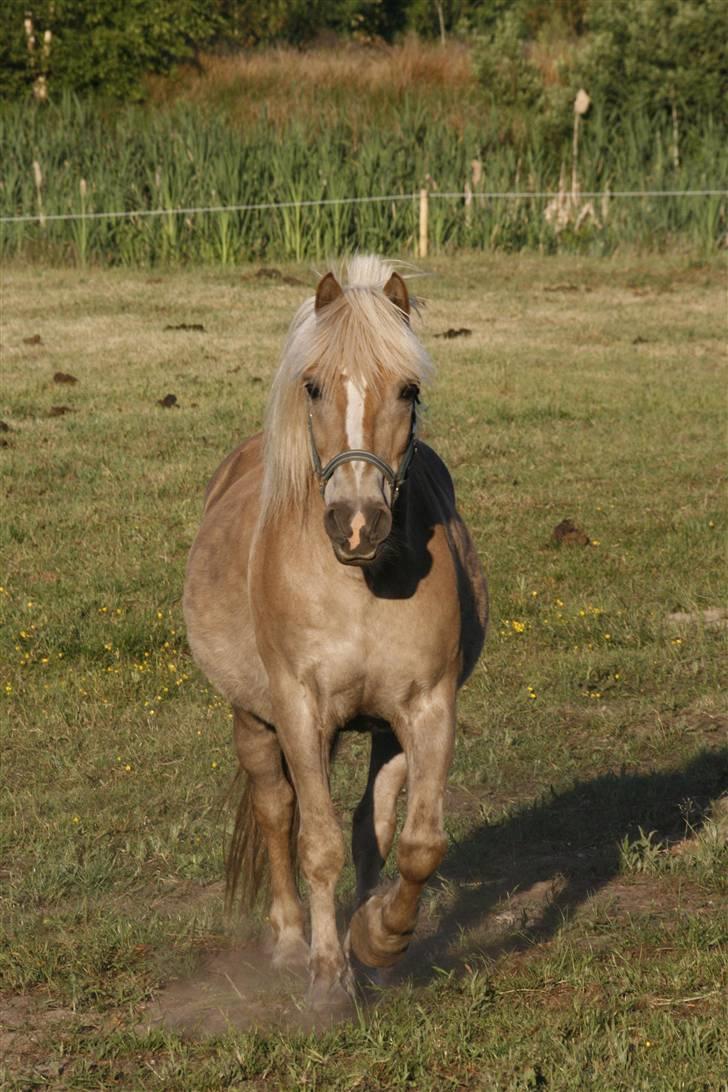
[307,405,418,505]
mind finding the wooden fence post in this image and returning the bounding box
[418,188,428,259]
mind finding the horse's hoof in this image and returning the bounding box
[307,975,355,1014]
[348,895,412,969]
[272,932,310,975]
[346,935,394,989]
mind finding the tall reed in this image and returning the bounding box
[1,93,724,266]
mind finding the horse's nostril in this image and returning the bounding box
[324,504,351,545]
[366,505,391,546]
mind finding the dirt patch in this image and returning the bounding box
[667,608,728,630]
[150,878,224,916]
[0,994,88,1079]
[433,327,472,339]
[628,705,728,744]
[251,267,304,287]
[141,940,353,1037]
[552,518,591,546]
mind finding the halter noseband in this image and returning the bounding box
[307,407,417,505]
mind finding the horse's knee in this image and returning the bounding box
[397,829,447,886]
[299,823,345,884]
[251,774,295,833]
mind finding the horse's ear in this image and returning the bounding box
[383,272,410,322]
[315,272,343,312]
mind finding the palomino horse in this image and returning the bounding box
[184,255,488,1008]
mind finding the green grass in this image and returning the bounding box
[1,92,725,265]
[1,252,726,1089]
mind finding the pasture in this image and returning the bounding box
[1,252,726,1089]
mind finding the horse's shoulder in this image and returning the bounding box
[414,441,488,673]
[203,432,264,514]
[412,441,457,517]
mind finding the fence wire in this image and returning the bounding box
[1,189,725,225]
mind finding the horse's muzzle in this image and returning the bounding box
[324,502,392,565]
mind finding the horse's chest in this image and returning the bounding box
[291,589,458,719]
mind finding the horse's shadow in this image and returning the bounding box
[389,745,728,986]
[148,746,726,1035]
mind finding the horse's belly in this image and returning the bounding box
[186,607,271,720]
[183,477,272,721]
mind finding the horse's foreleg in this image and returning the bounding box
[232,710,308,971]
[275,700,351,1008]
[348,690,455,969]
[352,731,407,905]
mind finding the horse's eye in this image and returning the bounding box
[305,380,321,400]
[399,384,420,403]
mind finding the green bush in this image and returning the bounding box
[0,0,222,101]
[475,11,543,113]
[475,0,728,137]
[575,0,728,127]
[0,1,416,101]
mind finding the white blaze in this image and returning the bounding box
[345,378,367,547]
[344,378,366,489]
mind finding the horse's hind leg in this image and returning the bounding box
[352,730,407,906]
[231,709,308,971]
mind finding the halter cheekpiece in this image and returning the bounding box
[307,405,417,505]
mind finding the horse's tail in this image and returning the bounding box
[224,761,299,916]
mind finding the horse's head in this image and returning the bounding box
[261,257,432,559]
[305,269,420,566]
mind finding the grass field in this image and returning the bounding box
[1,252,726,1089]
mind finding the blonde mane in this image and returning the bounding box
[260,255,434,522]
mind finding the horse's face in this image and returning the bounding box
[307,271,417,567]
[306,368,419,566]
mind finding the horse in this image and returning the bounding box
[183,255,488,1009]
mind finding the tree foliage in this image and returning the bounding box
[0,0,222,100]
[474,0,727,131]
[2,0,726,117]
[575,0,728,125]
[0,0,414,99]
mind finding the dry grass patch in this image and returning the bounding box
[151,38,475,129]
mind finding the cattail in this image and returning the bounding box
[571,89,590,200]
[33,75,48,102]
[471,158,482,188]
[574,89,590,116]
[80,178,87,199]
[33,159,45,226]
